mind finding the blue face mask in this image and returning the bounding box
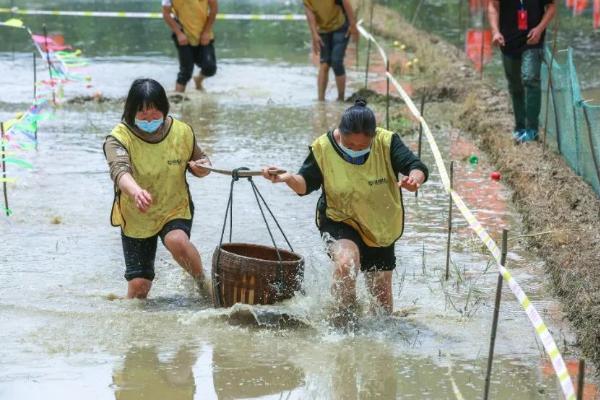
[135,118,163,133]
[338,141,371,160]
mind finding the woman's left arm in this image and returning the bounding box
[187,137,212,178]
[200,0,218,45]
[390,134,429,192]
[400,169,426,192]
[342,0,358,41]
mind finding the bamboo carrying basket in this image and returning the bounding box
[212,243,304,307]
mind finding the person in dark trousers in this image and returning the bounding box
[162,0,218,93]
[261,99,429,317]
[488,0,556,143]
[304,0,358,101]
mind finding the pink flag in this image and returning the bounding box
[31,34,71,51]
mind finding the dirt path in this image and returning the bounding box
[353,1,600,375]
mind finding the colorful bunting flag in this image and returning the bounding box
[0,18,23,28]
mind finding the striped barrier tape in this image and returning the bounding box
[356,20,576,400]
[0,8,306,21]
[356,24,388,67]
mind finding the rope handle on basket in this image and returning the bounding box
[212,166,295,307]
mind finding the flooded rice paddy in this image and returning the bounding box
[1,1,598,398]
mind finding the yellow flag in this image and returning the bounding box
[1,112,25,132]
[2,18,24,28]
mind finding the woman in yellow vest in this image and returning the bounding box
[162,0,218,92]
[104,79,212,299]
[262,99,428,314]
[303,0,358,101]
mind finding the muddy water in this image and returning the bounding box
[0,3,594,399]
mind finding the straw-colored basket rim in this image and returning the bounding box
[216,242,304,266]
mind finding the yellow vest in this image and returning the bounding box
[312,128,404,247]
[171,0,214,46]
[109,119,194,238]
[304,0,346,33]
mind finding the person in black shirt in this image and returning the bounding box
[488,0,556,143]
[262,99,428,318]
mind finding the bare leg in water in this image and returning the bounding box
[318,63,330,101]
[335,74,346,101]
[364,271,393,313]
[329,239,361,318]
[193,74,206,91]
[163,229,210,296]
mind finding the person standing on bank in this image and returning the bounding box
[262,99,428,313]
[104,79,212,299]
[488,0,556,143]
[162,0,218,93]
[304,0,359,101]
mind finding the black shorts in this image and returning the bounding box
[319,214,396,272]
[319,21,350,76]
[121,218,192,281]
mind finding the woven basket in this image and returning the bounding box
[212,243,304,307]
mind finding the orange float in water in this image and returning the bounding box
[594,0,600,29]
[465,29,492,72]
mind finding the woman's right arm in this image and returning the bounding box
[103,136,131,184]
[261,149,323,196]
[261,169,308,195]
[103,137,152,212]
[304,4,323,55]
[117,173,153,212]
[162,0,188,45]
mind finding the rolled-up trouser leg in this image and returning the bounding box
[330,25,350,77]
[173,37,195,85]
[196,40,217,78]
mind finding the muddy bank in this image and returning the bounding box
[358,1,600,373]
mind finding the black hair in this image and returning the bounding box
[121,78,169,126]
[338,98,377,137]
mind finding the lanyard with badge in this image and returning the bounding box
[518,0,528,31]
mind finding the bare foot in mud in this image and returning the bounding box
[196,277,213,302]
[105,293,124,301]
[168,93,189,104]
[327,303,361,331]
[193,75,205,91]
